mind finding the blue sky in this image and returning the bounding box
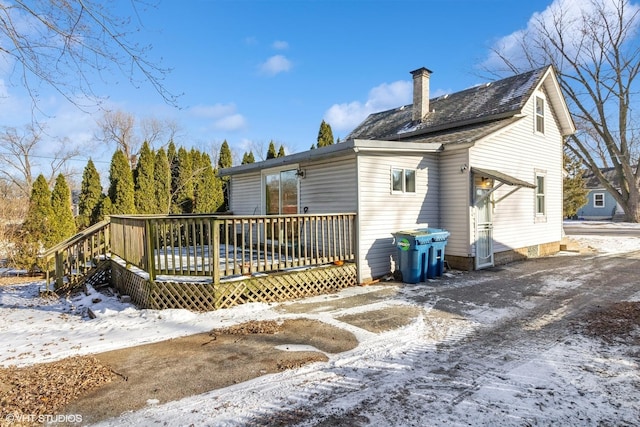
[1,0,558,175]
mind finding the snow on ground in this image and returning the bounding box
[1,221,639,425]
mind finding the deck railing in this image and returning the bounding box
[109,213,356,283]
[40,220,111,291]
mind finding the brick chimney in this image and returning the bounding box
[411,67,432,122]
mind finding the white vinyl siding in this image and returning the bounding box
[357,153,439,282]
[469,90,563,255]
[298,155,357,213]
[439,149,472,258]
[229,172,262,215]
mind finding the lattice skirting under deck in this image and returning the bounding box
[109,261,358,311]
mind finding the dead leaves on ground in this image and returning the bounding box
[579,301,640,344]
[0,356,114,424]
[211,320,281,336]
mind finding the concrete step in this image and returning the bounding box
[560,237,594,254]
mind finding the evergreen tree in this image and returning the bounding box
[278,145,285,157]
[96,194,112,221]
[19,174,53,267]
[218,140,233,169]
[134,141,156,214]
[563,153,589,219]
[154,147,171,214]
[241,151,255,164]
[167,140,181,214]
[174,147,194,213]
[316,120,334,147]
[77,159,103,230]
[108,149,136,214]
[194,153,224,213]
[266,140,277,159]
[50,174,76,245]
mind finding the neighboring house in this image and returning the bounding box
[577,167,625,220]
[220,65,575,284]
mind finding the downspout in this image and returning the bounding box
[355,152,363,284]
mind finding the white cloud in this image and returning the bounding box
[482,0,640,71]
[190,103,237,118]
[213,114,247,131]
[272,40,289,50]
[188,103,247,132]
[259,55,292,76]
[324,80,412,132]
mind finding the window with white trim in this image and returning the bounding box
[535,95,545,134]
[535,172,546,219]
[391,168,416,193]
[594,193,605,208]
[264,167,299,214]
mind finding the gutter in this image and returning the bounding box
[219,139,443,176]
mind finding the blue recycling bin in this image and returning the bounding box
[394,228,450,283]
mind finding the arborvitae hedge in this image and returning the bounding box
[108,149,136,214]
[50,174,76,244]
[77,159,103,230]
[134,141,156,214]
[154,147,171,214]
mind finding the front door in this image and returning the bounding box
[475,187,494,269]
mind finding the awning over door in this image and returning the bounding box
[471,167,536,188]
[471,167,536,205]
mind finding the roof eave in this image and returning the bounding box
[219,139,444,177]
[219,140,357,176]
[539,66,576,136]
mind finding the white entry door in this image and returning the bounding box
[475,187,494,269]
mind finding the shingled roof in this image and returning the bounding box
[347,66,551,143]
[583,166,638,189]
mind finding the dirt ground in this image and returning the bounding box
[62,318,363,425]
[1,285,423,426]
[2,246,640,425]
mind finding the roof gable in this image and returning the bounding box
[347,66,574,142]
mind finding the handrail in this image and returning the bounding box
[41,219,111,258]
[110,213,357,283]
[40,219,111,292]
[41,213,357,291]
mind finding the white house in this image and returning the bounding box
[219,66,575,284]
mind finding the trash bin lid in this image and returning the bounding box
[396,228,450,243]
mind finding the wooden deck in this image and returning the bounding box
[42,213,358,310]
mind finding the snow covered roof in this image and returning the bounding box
[347,66,573,142]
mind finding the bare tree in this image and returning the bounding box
[95,109,183,168]
[0,0,179,111]
[0,125,39,198]
[140,117,182,149]
[0,124,80,198]
[95,110,138,167]
[486,0,640,221]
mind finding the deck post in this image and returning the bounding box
[212,219,221,285]
[55,251,64,290]
[145,218,156,282]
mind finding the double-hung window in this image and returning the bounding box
[594,193,605,208]
[535,95,545,134]
[391,168,416,193]
[535,171,546,221]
